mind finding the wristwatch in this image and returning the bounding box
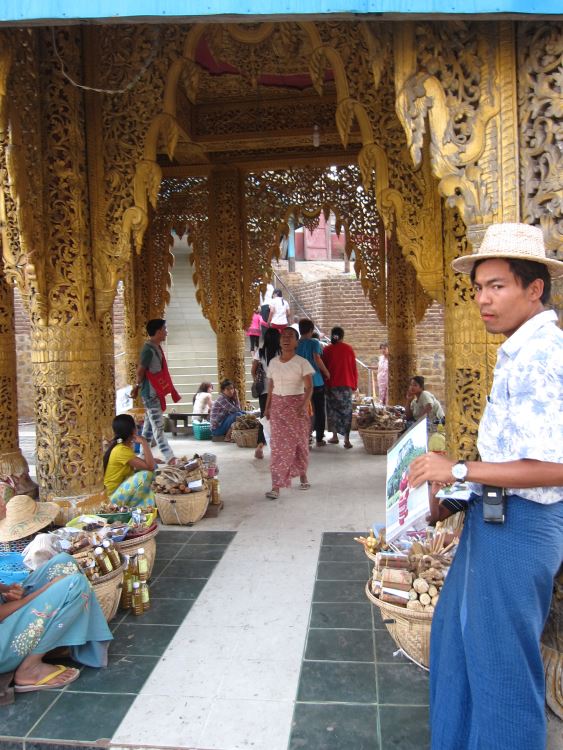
[451,461,468,482]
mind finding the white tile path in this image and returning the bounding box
[110,434,388,750]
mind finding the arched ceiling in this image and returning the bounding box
[158,23,362,169]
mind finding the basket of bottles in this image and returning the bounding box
[78,539,125,621]
[118,548,152,617]
[115,524,159,578]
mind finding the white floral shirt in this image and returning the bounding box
[477,309,563,504]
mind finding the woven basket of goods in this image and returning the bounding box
[155,490,209,526]
[366,582,433,668]
[232,428,259,448]
[91,562,125,622]
[115,525,158,577]
[358,428,401,455]
[49,490,108,526]
[365,528,458,668]
[231,413,260,448]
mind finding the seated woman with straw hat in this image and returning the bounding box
[0,495,112,693]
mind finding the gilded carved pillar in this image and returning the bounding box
[386,230,417,404]
[443,209,499,459]
[4,29,105,498]
[98,312,116,438]
[208,167,246,400]
[123,255,144,392]
[0,256,31,484]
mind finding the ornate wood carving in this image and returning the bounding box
[518,22,563,257]
[394,21,519,233]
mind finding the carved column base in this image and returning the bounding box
[31,324,105,499]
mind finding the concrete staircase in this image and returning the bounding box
[164,237,254,410]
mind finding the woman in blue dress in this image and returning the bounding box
[0,495,112,692]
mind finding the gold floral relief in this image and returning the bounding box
[517,22,563,257]
[32,325,104,496]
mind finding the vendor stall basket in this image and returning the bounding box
[193,421,212,440]
[0,552,29,585]
[115,525,158,577]
[231,428,259,448]
[358,428,401,455]
[365,581,432,668]
[155,490,209,526]
[92,562,125,621]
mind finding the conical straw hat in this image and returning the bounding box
[0,495,59,542]
[451,223,563,278]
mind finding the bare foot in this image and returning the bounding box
[344,441,353,449]
[254,446,264,459]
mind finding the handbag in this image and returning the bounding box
[252,362,266,398]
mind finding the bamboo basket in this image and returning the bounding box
[115,526,158,577]
[365,581,432,668]
[231,428,259,448]
[155,490,209,526]
[92,562,124,621]
[358,428,401,455]
[50,491,108,526]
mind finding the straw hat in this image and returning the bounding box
[0,495,59,542]
[451,223,563,278]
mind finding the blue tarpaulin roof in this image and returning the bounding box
[0,0,560,23]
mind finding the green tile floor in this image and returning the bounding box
[0,530,236,750]
[289,532,430,750]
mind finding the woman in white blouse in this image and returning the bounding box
[264,327,314,499]
[267,289,290,331]
[192,382,213,423]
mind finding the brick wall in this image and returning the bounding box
[282,274,445,403]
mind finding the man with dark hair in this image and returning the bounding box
[131,319,179,464]
[409,223,563,750]
[297,318,330,446]
[210,379,244,441]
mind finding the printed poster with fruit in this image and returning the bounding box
[385,418,429,543]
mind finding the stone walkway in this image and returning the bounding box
[3,430,430,750]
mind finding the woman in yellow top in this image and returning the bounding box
[103,414,156,506]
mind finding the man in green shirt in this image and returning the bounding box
[130,319,177,464]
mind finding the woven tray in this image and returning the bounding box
[358,428,401,455]
[155,490,209,526]
[232,428,259,448]
[92,562,124,622]
[115,526,158,577]
[365,581,432,668]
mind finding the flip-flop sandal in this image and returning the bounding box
[344,443,353,449]
[299,482,311,490]
[328,437,339,444]
[14,665,80,693]
[265,489,279,500]
[316,440,327,447]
